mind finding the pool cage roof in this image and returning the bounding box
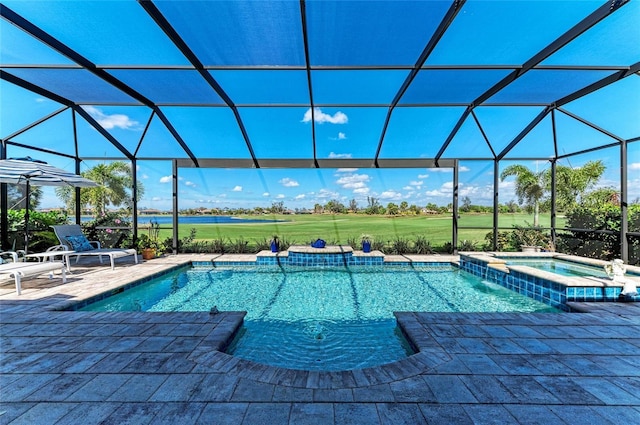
[1,0,639,255]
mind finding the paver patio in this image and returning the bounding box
[1,254,639,424]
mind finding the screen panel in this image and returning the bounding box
[306,0,451,66]
[381,107,466,159]
[2,0,188,65]
[155,0,304,66]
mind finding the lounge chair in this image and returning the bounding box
[0,253,66,295]
[0,250,22,264]
[52,224,138,270]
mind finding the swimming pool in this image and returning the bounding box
[80,264,558,370]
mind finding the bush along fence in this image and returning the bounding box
[174,224,638,265]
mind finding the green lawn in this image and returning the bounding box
[156,213,562,247]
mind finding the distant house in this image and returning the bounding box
[139,209,163,215]
[38,207,66,213]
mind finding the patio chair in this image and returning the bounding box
[52,224,138,270]
[0,250,23,264]
[0,253,66,295]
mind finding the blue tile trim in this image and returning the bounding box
[459,255,639,310]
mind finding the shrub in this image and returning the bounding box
[509,224,550,250]
[440,241,454,254]
[229,238,250,253]
[389,237,410,254]
[210,238,227,254]
[372,239,386,252]
[83,212,133,249]
[7,209,68,252]
[254,237,271,252]
[458,239,478,251]
[346,236,359,250]
[557,203,636,261]
[414,235,434,254]
[484,231,514,251]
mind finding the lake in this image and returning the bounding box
[82,215,283,225]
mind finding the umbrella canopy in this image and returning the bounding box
[0,157,98,187]
[0,157,98,252]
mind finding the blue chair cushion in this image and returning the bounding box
[65,235,94,252]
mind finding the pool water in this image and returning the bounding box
[80,264,558,370]
[503,258,609,278]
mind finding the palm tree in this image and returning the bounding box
[500,164,546,226]
[8,184,42,210]
[552,160,605,211]
[56,161,143,217]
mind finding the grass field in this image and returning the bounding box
[155,213,562,248]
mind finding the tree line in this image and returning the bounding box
[7,159,623,219]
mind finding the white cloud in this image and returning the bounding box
[424,181,493,200]
[185,181,196,187]
[141,173,149,180]
[430,168,453,173]
[353,187,370,195]
[279,177,299,187]
[295,194,306,200]
[409,180,423,189]
[263,192,270,197]
[83,106,139,130]
[338,132,347,140]
[159,176,171,183]
[629,177,640,200]
[336,173,370,190]
[219,194,227,198]
[35,97,47,103]
[336,168,358,173]
[276,194,285,199]
[317,188,339,199]
[232,186,242,192]
[403,186,412,190]
[380,190,403,200]
[460,166,470,172]
[630,163,640,170]
[328,152,352,159]
[152,196,162,201]
[460,185,481,197]
[417,174,429,179]
[301,107,348,124]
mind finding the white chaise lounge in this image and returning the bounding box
[52,225,138,270]
[0,258,66,295]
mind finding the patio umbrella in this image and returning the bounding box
[0,157,98,252]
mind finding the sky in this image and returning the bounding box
[0,0,638,211]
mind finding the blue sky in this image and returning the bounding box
[0,0,638,211]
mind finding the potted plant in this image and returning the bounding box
[361,234,372,253]
[138,220,160,259]
[270,235,279,253]
[510,225,549,252]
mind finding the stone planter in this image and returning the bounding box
[521,245,541,253]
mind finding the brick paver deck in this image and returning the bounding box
[1,254,639,424]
